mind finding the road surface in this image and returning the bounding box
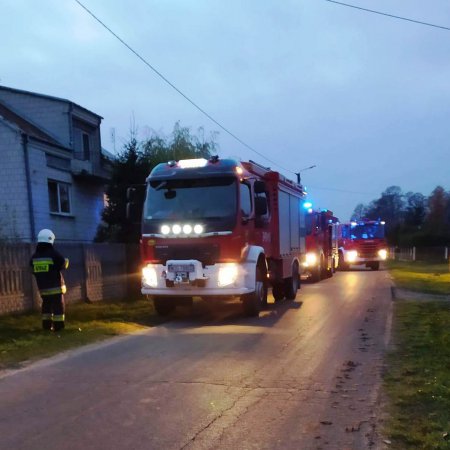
[0,268,392,450]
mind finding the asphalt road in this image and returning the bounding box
[0,268,393,450]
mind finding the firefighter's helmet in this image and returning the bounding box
[37,229,55,244]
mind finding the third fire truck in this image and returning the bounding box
[135,157,307,316]
[337,219,388,270]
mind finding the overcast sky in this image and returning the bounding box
[1,0,449,220]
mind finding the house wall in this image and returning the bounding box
[72,181,105,241]
[0,90,71,147]
[28,141,105,242]
[0,88,109,244]
[0,123,32,241]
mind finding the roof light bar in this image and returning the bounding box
[178,158,208,169]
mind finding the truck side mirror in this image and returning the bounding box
[254,180,266,194]
[255,196,268,216]
[126,202,142,222]
[126,184,146,223]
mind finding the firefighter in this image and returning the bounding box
[30,229,69,331]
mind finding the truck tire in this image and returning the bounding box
[242,266,267,317]
[325,259,333,278]
[320,256,329,279]
[310,257,322,282]
[338,253,348,271]
[284,263,299,300]
[153,297,176,316]
[272,283,285,302]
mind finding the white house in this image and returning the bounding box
[0,85,112,242]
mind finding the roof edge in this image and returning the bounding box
[0,85,103,120]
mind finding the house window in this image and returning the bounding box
[48,181,71,214]
[82,132,91,160]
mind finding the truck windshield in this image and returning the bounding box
[144,177,237,221]
[343,223,385,239]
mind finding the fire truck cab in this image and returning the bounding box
[138,157,306,316]
[337,220,388,271]
[303,208,339,281]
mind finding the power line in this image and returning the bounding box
[307,185,377,195]
[324,0,450,32]
[73,0,295,175]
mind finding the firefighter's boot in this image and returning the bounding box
[53,321,65,332]
[42,319,53,331]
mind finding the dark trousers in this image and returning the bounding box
[41,294,65,331]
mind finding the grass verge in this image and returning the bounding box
[385,260,450,448]
[384,300,450,449]
[387,260,450,295]
[0,299,161,371]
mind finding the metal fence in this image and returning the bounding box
[389,246,450,262]
[0,243,140,316]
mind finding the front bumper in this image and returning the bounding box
[345,255,386,264]
[141,260,256,297]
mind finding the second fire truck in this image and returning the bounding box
[303,208,339,281]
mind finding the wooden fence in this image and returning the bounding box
[0,243,139,316]
[389,246,449,262]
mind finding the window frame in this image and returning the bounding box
[48,180,73,216]
[82,132,91,160]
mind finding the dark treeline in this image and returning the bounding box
[96,123,217,243]
[352,186,450,246]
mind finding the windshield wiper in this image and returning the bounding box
[155,181,168,191]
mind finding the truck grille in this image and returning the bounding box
[358,242,378,258]
[154,244,220,266]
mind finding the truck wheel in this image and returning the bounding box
[242,266,267,317]
[310,258,322,282]
[153,297,176,316]
[272,283,285,302]
[320,256,329,279]
[325,259,333,278]
[370,262,380,271]
[338,254,348,271]
[284,263,299,300]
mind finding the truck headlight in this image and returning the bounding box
[346,250,358,262]
[218,264,238,287]
[378,249,388,260]
[194,224,204,235]
[304,252,317,267]
[142,265,158,288]
[183,224,192,234]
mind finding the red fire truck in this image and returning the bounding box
[337,219,388,271]
[136,157,307,316]
[303,208,339,281]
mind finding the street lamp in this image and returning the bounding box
[295,165,316,184]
